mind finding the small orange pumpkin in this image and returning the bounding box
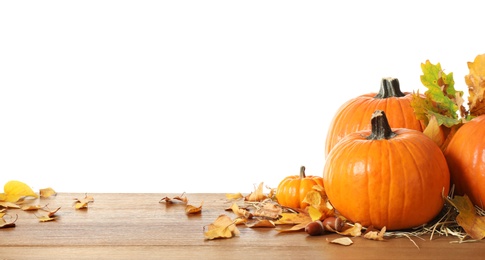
[276,166,323,209]
[323,110,449,230]
[325,78,424,157]
[444,115,485,208]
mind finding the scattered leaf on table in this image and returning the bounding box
[0,201,21,209]
[338,223,362,237]
[274,212,312,225]
[363,226,386,241]
[0,180,38,202]
[230,203,252,219]
[43,206,61,217]
[204,214,240,240]
[37,215,56,222]
[465,53,485,117]
[0,212,17,228]
[185,202,203,214]
[253,201,282,219]
[245,182,267,202]
[21,204,43,211]
[328,237,353,246]
[40,187,57,198]
[159,193,188,204]
[447,195,485,240]
[276,219,312,232]
[73,194,94,209]
[226,193,243,200]
[246,219,275,228]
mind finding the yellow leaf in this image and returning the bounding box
[21,204,43,211]
[204,215,239,240]
[274,212,311,225]
[39,187,57,198]
[338,223,362,237]
[73,194,94,209]
[2,180,38,202]
[226,193,243,200]
[185,201,203,214]
[230,203,252,219]
[246,219,275,228]
[37,215,56,222]
[276,219,312,232]
[308,206,323,221]
[0,201,21,209]
[328,237,353,246]
[0,213,17,228]
[465,53,485,117]
[245,182,267,202]
[448,195,485,240]
[363,226,386,241]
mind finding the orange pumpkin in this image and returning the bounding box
[444,115,485,208]
[323,110,450,230]
[325,77,424,157]
[276,166,323,209]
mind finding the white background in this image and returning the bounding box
[1,1,484,193]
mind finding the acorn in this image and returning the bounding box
[322,216,344,232]
[305,220,326,236]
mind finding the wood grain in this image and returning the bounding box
[1,193,485,259]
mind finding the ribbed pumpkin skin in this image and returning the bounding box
[325,93,424,157]
[276,168,324,209]
[444,115,485,208]
[323,128,450,230]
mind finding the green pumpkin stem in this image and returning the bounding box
[299,166,306,179]
[374,77,405,99]
[367,110,397,140]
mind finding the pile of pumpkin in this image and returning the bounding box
[275,54,485,235]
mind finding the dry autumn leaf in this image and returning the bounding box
[328,237,353,246]
[276,219,312,232]
[21,204,43,211]
[0,201,21,209]
[245,182,267,202]
[447,195,485,240]
[0,180,38,203]
[226,193,243,200]
[252,201,282,219]
[204,214,240,240]
[0,212,17,228]
[73,194,94,209]
[159,193,188,204]
[337,223,362,237]
[185,202,203,214]
[465,53,485,117]
[246,219,275,228]
[230,203,252,219]
[363,226,386,241]
[274,212,312,225]
[39,187,57,198]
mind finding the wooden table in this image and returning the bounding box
[1,193,485,259]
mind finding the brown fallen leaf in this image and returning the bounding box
[204,214,240,240]
[159,193,188,204]
[245,182,267,202]
[363,226,386,241]
[226,193,243,200]
[447,195,485,240]
[246,219,275,228]
[73,194,94,209]
[338,223,362,237]
[185,202,203,214]
[328,237,353,246]
[0,212,17,228]
[252,201,282,219]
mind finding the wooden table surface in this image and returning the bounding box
[1,193,485,260]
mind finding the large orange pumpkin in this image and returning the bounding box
[444,115,485,208]
[325,78,424,157]
[323,110,450,230]
[276,166,323,209]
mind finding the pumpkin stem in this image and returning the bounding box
[374,77,405,98]
[367,110,397,140]
[299,166,306,179]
